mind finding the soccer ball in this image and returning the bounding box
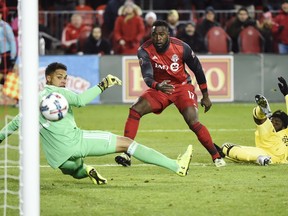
[40,92,69,121]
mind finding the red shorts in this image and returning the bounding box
[141,84,198,114]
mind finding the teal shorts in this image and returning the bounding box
[70,130,117,159]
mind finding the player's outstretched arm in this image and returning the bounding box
[0,115,20,144]
[278,76,288,96]
[98,74,122,92]
[278,76,288,113]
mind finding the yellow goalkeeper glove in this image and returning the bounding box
[97,74,122,92]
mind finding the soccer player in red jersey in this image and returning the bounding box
[115,20,226,167]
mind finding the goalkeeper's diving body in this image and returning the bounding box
[219,76,288,165]
[0,62,193,185]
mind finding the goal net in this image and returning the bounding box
[0,116,20,215]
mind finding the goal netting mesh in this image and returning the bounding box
[0,115,20,215]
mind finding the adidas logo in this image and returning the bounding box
[152,55,158,60]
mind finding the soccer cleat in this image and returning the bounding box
[256,155,271,166]
[176,145,193,177]
[115,153,131,167]
[86,166,107,185]
[255,94,272,118]
[214,158,226,167]
[213,158,226,167]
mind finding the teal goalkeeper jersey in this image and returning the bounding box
[0,84,102,168]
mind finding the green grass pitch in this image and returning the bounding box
[1,102,288,216]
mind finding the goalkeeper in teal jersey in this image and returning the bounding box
[0,62,193,185]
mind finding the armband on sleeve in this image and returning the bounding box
[151,82,158,89]
[199,83,208,93]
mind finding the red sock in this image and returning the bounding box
[190,122,220,160]
[124,108,141,140]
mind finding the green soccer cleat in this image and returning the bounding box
[176,145,193,177]
[255,94,272,118]
[86,166,107,185]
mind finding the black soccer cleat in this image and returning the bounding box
[115,153,131,167]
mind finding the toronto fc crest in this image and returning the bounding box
[170,54,179,72]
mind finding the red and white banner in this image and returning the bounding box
[122,55,234,103]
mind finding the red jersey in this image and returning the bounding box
[138,37,207,91]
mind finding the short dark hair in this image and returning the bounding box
[45,62,67,77]
[152,20,169,29]
[237,7,249,14]
[272,110,288,128]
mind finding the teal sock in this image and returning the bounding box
[127,142,179,173]
[74,164,89,179]
[59,158,88,179]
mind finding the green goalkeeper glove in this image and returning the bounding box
[97,74,122,92]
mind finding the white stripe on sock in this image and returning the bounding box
[127,141,138,156]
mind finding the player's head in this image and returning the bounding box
[151,20,170,51]
[271,110,288,131]
[45,62,67,87]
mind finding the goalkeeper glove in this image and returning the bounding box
[97,74,122,92]
[278,76,288,96]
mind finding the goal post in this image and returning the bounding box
[19,0,40,215]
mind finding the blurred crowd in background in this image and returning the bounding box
[1,0,288,57]
[0,0,287,104]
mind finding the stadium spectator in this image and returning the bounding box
[102,0,126,38]
[115,20,226,168]
[10,15,18,51]
[166,9,184,37]
[271,0,288,54]
[234,0,256,18]
[0,0,8,21]
[226,7,257,53]
[0,10,17,85]
[113,1,145,54]
[177,22,206,53]
[263,0,282,10]
[61,13,91,54]
[0,62,193,184]
[142,11,157,43]
[219,77,288,165]
[257,7,275,53]
[75,0,94,26]
[196,6,220,38]
[80,26,111,55]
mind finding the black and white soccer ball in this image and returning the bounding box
[40,92,69,121]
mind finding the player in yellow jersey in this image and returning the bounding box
[219,76,288,165]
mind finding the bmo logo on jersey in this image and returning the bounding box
[154,54,180,73]
[155,63,169,70]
